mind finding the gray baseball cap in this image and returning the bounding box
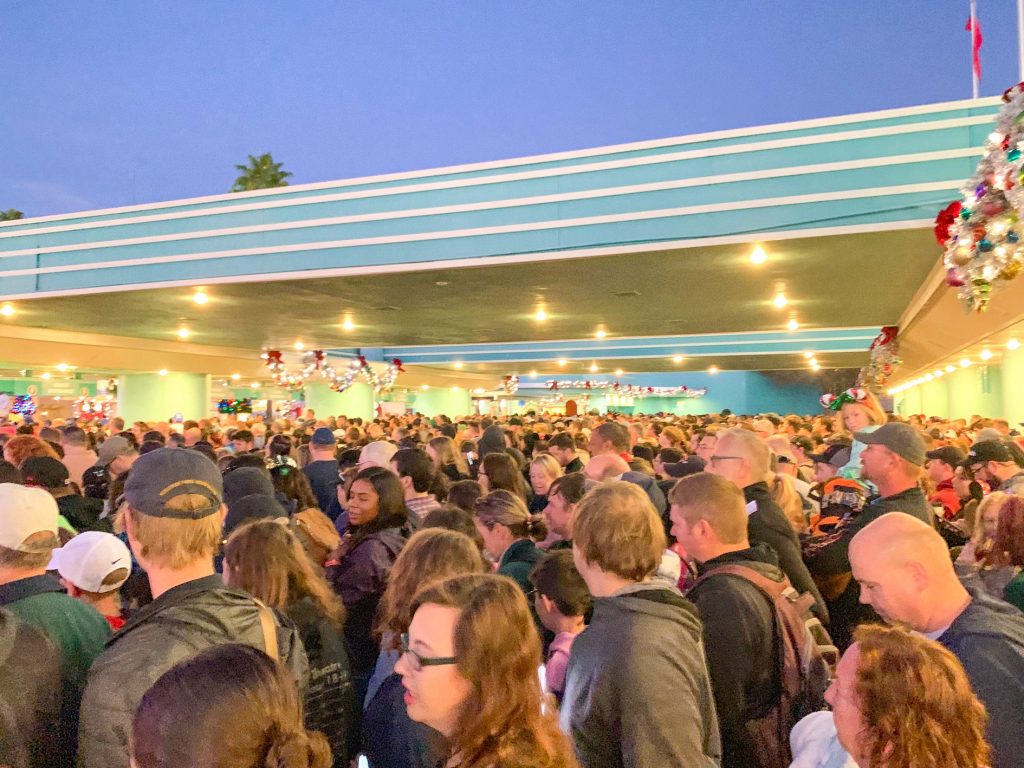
[854,423,926,467]
[123,448,223,519]
[97,435,135,466]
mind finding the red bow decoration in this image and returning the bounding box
[357,355,368,368]
[265,350,283,366]
[1002,81,1024,102]
[548,381,558,391]
[870,326,898,351]
[934,201,962,246]
[584,381,592,390]
[312,351,325,367]
[392,358,405,373]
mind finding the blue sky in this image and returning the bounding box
[2,1,1022,216]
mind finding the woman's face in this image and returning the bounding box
[395,603,473,738]
[842,403,873,433]
[529,465,554,495]
[477,467,490,493]
[824,644,868,765]
[657,433,672,449]
[473,518,506,560]
[347,479,380,526]
[982,503,1002,540]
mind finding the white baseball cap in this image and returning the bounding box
[0,483,59,551]
[48,531,132,593]
[358,440,398,469]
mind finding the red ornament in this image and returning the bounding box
[981,200,1005,217]
[392,358,405,373]
[946,268,966,287]
[934,201,962,245]
[1002,81,1024,102]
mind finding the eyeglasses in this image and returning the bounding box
[400,632,458,672]
[709,455,744,465]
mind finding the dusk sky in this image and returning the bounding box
[3,1,1023,217]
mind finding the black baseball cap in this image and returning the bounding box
[808,443,852,469]
[925,446,967,468]
[123,448,223,519]
[20,456,70,489]
[962,440,1014,467]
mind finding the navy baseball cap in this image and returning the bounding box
[311,427,337,446]
[124,448,223,519]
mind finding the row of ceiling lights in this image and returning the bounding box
[888,339,1021,395]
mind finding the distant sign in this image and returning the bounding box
[42,379,76,396]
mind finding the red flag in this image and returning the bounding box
[966,14,983,81]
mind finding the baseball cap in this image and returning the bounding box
[662,456,706,478]
[47,531,131,593]
[123,448,223,519]
[854,423,927,467]
[224,494,287,537]
[97,435,135,466]
[359,440,398,469]
[0,483,59,551]
[925,446,967,468]
[963,440,1014,467]
[976,428,1003,443]
[20,456,70,489]
[311,427,337,446]
[808,443,852,469]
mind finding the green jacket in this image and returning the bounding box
[0,574,110,763]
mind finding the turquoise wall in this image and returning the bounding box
[408,388,472,417]
[303,381,374,421]
[118,373,209,423]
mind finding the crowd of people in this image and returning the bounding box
[2,389,1024,768]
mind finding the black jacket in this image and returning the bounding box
[362,672,447,768]
[938,588,1024,768]
[560,585,721,768]
[744,482,828,624]
[497,538,544,596]
[0,608,62,768]
[687,545,784,768]
[287,597,355,768]
[77,575,308,768]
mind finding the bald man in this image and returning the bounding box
[584,454,666,517]
[850,513,1024,768]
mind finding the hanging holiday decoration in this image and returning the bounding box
[939,81,1024,311]
[11,394,36,416]
[261,349,404,394]
[856,326,902,391]
[218,398,253,414]
[544,380,707,398]
[501,375,519,395]
[73,396,115,421]
[98,378,118,396]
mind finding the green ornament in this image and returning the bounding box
[961,208,972,220]
[1009,148,1022,162]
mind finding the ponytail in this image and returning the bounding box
[526,513,549,543]
[264,727,332,768]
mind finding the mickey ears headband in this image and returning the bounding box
[820,388,868,411]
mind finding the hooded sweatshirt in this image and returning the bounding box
[560,583,721,768]
[937,587,1024,768]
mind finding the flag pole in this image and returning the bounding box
[1018,0,1024,81]
[971,0,980,98]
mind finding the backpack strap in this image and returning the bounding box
[255,600,279,661]
[693,562,792,602]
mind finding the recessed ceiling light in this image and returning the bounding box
[421,384,430,390]
[707,366,719,375]
[192,290,208,305]
[809,357,818,366]
[0,303,14,317]
[672,354,684,363]
[529,370,538,378]
[342,316,355,331]
[474,387,486,394]
[980,348,993,361]
[803,351,813,359]
[945,364,955,373]
[787,318,799,331]
[294,341,305,351]
[934,369,945,377]
[773,293,788,309]
[614,368,624,377]
[960,358,972,367]
[811,362,821,372]
[231,373,240,380]
[251,382,261,389]
[454,361,464,369]
[435,280,449,286]
[56,363,68,372]
[535,307,548,322]
[749,245,767,265]
[41,372,51,380]
[595,328,607,339]
[589,363,599,373]
[1008,338,1021,350]
[158,369,168,376]
[451,386,461,391]
[557,358,568,367]
[177,327,190,340]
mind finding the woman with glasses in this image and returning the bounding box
[395,573,578,768]
[362,529,487,768]
[325,466,414,711]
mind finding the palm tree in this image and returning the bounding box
[0,209,24,221]
[230,153,293,192]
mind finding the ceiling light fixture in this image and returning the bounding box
[749,245,767,265]
[773,292,788,309]
[0,303,14,317]
[960,358,972,367]
[421,384,430,390]
[534,307,548,322]
[192,290,208,305]
[589,363,599,373]
[614,368,624,377]
[177,327,190,340]
[803,351,813,359]
[787,318,799,331]
[41,372,51,380]
[707,365,719,375]
[934,369,945,377]
[529,370,538,378]
[341,316,355,331]
[672,354,684,363]
[1008,338,1021,350]
[453,361,464,369]
[473,388,486,395]
[595,328,607,339]
[231,373,240,381]
[557,358,568,367]
[56,363,68,372]
[945,364,955,373]
[251,382,261,389]
[980,348,993,361]
[294,341,305,351]
[158,369,168,376]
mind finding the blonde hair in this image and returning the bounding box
[530,453,562,481]
[572,481,665,581]
[770,473,807,534]
[428,436,470,477]
[669,472,747,544]
[126,506,222,570]
[660,426,685,447]
[0,531,60,570]
[411,574,578,768]
[474,489,548,541]
[841,391,887,430]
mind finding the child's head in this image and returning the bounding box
[50,531,131,604]
[528,549,591,632]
